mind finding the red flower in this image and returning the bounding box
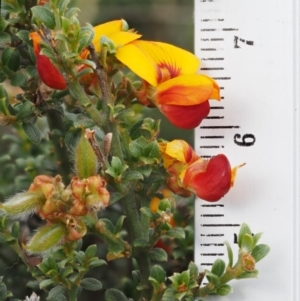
[29,32,67,90]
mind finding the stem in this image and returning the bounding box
[46,108,70,182]
[122,192,152,300]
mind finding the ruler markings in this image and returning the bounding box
[200,67,224,70]
[200,136,224,138]
[200,125,240,129]
[205,116,224,119]
[201,214,225,217]
[201,224,240,227]
[200,145,224,148]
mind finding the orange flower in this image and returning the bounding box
[29,32,67,90]
[116,40,220,129]
[159,140,242,202]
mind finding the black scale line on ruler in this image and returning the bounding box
[205,116,224,119]
[201,214,224,217]
[201,253,225,256]
[200,28,238,32]
[201,38,224,41]
[200,136,224,138]
[200,146,224,148]
[201,243,224,246]
[200,125,240,129]
[201,224,241,227]
[201,234,224,237]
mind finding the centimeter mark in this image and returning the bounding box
[201,28,238,31]
[201,224,241,227]
[200,136,224,138]
[200,125,240,129]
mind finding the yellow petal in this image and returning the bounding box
[92,20,141,52]
[116,40,200,87]
[93,20,123,45]
[156,74,214,106]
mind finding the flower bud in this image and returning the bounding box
[74,132,98,179]
[64,215,87,241]
[25,223,66,254]
[242,253,256,272]
[0,192,45,219]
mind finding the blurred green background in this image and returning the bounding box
[0,0,195,300]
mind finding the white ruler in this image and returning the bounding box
[194,0,300,300]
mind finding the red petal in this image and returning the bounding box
[159,101,210,129]
[37,55,67,90]
[184,154,231,202]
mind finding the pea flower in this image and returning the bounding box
[159,140,242,202]
[116,40,220,129]
[29,32,67,90]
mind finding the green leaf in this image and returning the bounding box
[39,279,54,290]
[149,248,168,262]
[22,123,42,144]
[16,100,33,120]
[205,270,220,285]
[251,244,270,262]
[224,241,233,268]
[150,265,166,284]
[80,278,102,291]
[31,6,56,29]
[85,244,97,259]
[166,228,185,239]
[237,270,259,279]
[88,258,107,269]
[11,222,20,239]
[216,284,232,296]
[16,30,31,45]
[1,47,14,65]
[47,286,67,301]
[122,170,144,181]
[188,262,199,280]
[252,232,263,247]
[78,26,94,53]
[211,258,226,277]
[108,192,123,206]
[10,71,28,87]
[241,233,254,252]
[238,223,251,248]
[140,207,154,219]
[7,49,20,72]
[114,215,126,234]
[105,288,128,301]
[0,32,10,45]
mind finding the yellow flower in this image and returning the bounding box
[116,40,220,129]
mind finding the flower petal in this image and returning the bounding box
[156,74,216,106]
[93,20,141,53]
[116,40,200,87]
[159,101,210,129]
[183,154,232,202]
[159,139,199,169]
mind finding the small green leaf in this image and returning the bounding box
[31,6,56,29]
[10,71,28,87]
[108,192,123,206]
[140,207,154,219]
[122,170,144,181]
[22,123,42,144]
[237,270,259,279]
[166,228,185,239]
[251,244,270,262]
[211,258,226,277]
[11,222,20,239]
[205,270,220,285]
[224,241,233,268]
[188,262,199,280]
[150,265,166,284]
[80,278,102,291]
[16,101,33,120]
[105,288,128,301]
[149,248,168,262]
[238,223,251,248]
[252,232,263,247]
[216,284,232,296]
[0,32,10,45]
[88,258,107,269]
[85,244,97,259]
[241,233,254,252]
[114,215,126,234]
[16,30,31,45]
[39,279,54,290]
[47,286,67,301]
